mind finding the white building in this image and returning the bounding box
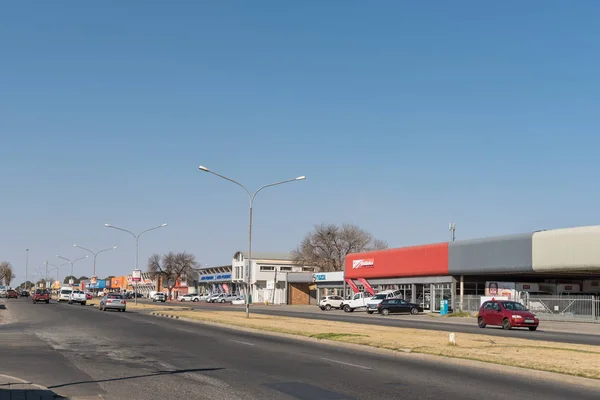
[232,251,317,305]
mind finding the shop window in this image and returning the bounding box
[280,267,292,271]
[303,267,315,272]
[260,266,275,272]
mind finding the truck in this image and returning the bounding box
[341,292,374,312]
[32,289,51,304]
[365,289,404,314]
[68,289,87,305]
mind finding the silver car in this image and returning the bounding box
[99,293,126,312]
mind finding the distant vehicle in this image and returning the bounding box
[68,290,87,305]
[178,294,200,302]
[20,291,30,297]
[206,293,224,303]
[99,293,126,312]
[0,286,7,298]
[214,294,241,303]
[6,289,18,299]
[377,299,423,316]
[319,295,344,311]
[33,289,50,304]
[58,287,73,302]
[85,292,93,300]
[152,292,167,302]
[478,300,539,331]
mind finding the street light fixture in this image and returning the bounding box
[56,255,88,284]
[198,165,305,318]
[47,262,69,289]
[73,244,117,279]
[104,223,168,304]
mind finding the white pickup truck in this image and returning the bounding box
[68,290,87,305]
[365,289,404,314]
[342,292,374,312]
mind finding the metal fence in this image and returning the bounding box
[459,294,600,323]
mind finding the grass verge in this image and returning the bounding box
[152,309,600,380]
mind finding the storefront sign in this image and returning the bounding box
[313,271,344,282]
[352,259,374,269]
[132,269,142,282]
[200,273,232,282]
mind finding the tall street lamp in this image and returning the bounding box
[104,223,168,304]
[73,244,117,279]
[25,249,29,292]
[56,255,88,285]
[198,165,305,318]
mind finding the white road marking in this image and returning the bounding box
[177,328,195,333]
[320,357,372,370]
[229,339,255,346]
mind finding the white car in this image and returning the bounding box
[178,294,200,302]
[68,290,87,305]
[319,295,344,311]
[58,287,73,302]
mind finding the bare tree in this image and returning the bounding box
[292,223,388,272]
[0,261,15,286]
[147,252,197,298]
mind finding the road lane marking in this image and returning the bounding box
[320,357,372,370]
[229,339,255,346]
[177,328,195,333]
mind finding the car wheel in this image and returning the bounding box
[325,304,332,311]
[81,302,86,306]
[343,305,352,313]
[220,299,225,303]
[46,301,49,304]
[382,308,390,316]
[477,317,486,328]
[367,310,374,314]
[502,318,512,330]
[410,307,419,315]
[193,298,199,302]
[528,326,537,331]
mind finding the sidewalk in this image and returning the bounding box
[0,374,62,400]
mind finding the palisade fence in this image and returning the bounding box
[459,295,600,323]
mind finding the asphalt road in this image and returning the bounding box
[0,298,598,400]
[142,300,600,346]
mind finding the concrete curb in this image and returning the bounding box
[147,311,600,390]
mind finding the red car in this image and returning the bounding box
[478,299,539,331]
[32,289,51,304]
[6,289,18,299]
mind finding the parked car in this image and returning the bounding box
[210,293,240,303]
[32,289,50,304]
[366,290,404,314]
[99,293,126,312]
[319,295,344,311]
[206,293,224,303]
[377,299,423,316]
[152,292,167,302]
[68,290,87,305]
[85,292,93,300]
[478,300,539,331]
[178,294,201,302]
[6,289,18,299]
[341,292,373,312]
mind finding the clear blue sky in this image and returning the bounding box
[2,1,599,285]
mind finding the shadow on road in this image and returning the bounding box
[0,387,66,399]
[0,305,5,310]
[47,367,225,389]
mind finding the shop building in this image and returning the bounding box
[126,272,155,296]
[232,251,317,305]
[197,265,239,295]
[313,271,345,302]
[345,225,600,314]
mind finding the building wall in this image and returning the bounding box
[448,232,533,274]
[345,243,448,279]
[288,282,310,305]
[532,226,600,272]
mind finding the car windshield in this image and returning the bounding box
[372,294,387,300]
[108,294,123,299]
[501,301,529,311]
[61,290,72,294]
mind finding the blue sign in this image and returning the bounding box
[200,273,231,282]
[314,274,327,281]
[83,280,106,289]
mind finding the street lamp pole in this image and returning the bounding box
[198,165,305,318]
[25,249,29,292]
[48,262,68,290]
[56,255,88,285]
[73,244,117,279]
[104,223,168,304]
